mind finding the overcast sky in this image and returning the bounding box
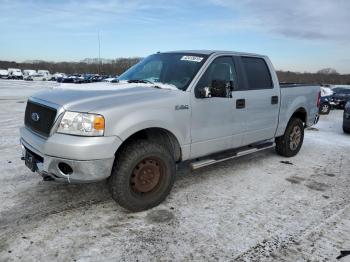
[0,0,349,73]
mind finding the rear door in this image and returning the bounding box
[238,56,280,145]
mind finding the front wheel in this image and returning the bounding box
[275,118,304,157]
[109,140,176,212]
[319,103,330,115]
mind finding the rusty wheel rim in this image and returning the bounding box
[130,158,164,194]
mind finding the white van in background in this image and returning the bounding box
[0,69,8,79]
[23,70,37,80]
[37,70,51,80]
[8,68,23,79]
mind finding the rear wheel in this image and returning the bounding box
[275,118,304,157]
[109,140,175,212]
[319,103,330,115]
[343,126,350,134]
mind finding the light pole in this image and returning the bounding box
[98,31,101,75]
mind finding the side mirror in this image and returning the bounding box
[198,86,211,98]
[211,80,233,98]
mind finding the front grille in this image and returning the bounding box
[24,101,57,137]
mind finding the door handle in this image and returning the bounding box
[271,96,279,104]
[236,99,245,109]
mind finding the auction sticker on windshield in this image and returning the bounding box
[181,56,203,63]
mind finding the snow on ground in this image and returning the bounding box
[0,79,59,99]
[0,80,349,261]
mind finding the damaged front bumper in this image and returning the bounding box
[20,127,121,183]
[21,139,115,183]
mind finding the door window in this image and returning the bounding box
[195,56,237,98]
[241,57,273,90]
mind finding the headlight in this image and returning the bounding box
[57,111,105,136]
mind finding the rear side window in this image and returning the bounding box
[241,57,273,90]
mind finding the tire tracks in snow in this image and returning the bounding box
[233,154,350,261]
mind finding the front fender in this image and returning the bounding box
[108,107,191,149]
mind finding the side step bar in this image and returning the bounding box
[190,142,275,170]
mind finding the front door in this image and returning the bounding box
[190,56,245,158]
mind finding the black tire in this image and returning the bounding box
[319,103,330,115]
[275,118,304,157]
[109,140,175,212]
[343,126,350,134]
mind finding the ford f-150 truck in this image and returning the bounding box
[20,50,320,211]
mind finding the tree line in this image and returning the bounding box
[0,59,349,84]
[277,70,350,85]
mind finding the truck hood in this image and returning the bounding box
[30,82,181,112]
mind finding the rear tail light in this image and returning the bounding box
[317,91,321,108]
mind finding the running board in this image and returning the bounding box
[190,142,275,170]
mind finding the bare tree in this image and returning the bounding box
[317,68,339,75]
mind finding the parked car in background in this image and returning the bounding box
[27,74,50,81]
[343,101,350,134]
[37,70,51,80]
[0,69,8,79]
[58,75,80,83]
[331,87,350,109]
[91,74,104,82]
[23,70,37,81]
[319,86,334,114]
[8,68,23,79]
[103,76,119,82]
[73,74,93,84]
[51,73,66,81]
[74,74,106,83]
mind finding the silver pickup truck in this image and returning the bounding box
[20,50,320,211]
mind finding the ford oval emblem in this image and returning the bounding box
[31,112,40,122]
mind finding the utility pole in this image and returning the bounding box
[98,31,101,75]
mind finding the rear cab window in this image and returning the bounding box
[241,57,273,90]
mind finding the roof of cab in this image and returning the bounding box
[161,50,266,58]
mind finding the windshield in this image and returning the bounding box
[118,53,208,90]
[334,88,350,94]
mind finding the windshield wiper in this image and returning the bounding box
[127,79,154,84]
[127,79,163,89]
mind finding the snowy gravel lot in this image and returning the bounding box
[0,80,349,262]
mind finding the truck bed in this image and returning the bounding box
[275,84,320,137]
[279,83,320,88]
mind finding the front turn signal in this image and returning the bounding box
[93,115,105,131]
